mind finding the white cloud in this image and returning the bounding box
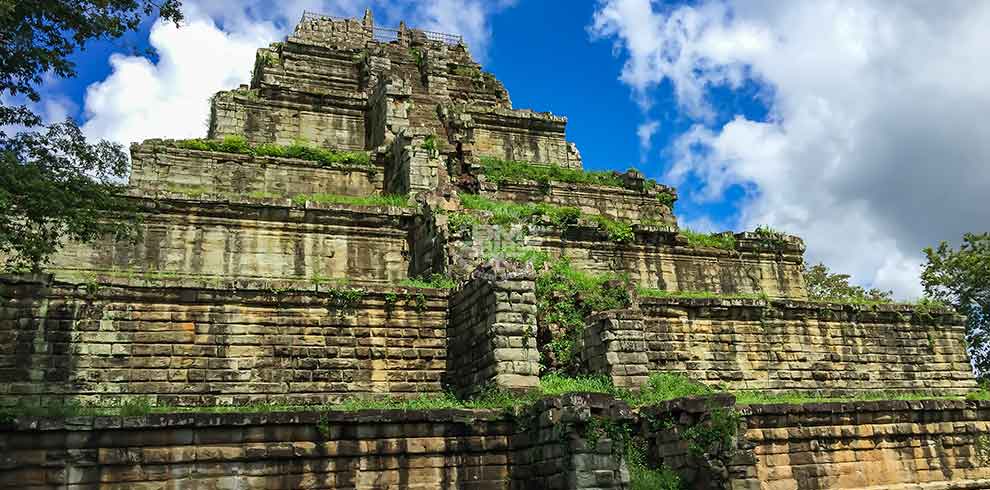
[81,3,279,145]
[80,0,513,147]
[637,120,659,155]
[592,0,990,298]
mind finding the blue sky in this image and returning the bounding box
[41,0,990,298]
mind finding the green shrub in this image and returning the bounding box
[539,373,616,396]
[452,65,482,78]
[628,373,715,407]
[679,229,737,250]
[399,274,457,289]
[636,288,769,302]
[460,194,634,243]
[175,137,371,168]
[537,259,631,372]
[292,193,410,208]
[119,397,154,417]
[480,157,628,189]
[656,191,676,208]
[589,215,634,243]
[447,211,481,235]
[752,225,788,248]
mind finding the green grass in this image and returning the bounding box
[637,288,770,301]
[679,229,737,250]
[735,390,961,405]
[2,373,978,422]
[176,136,371,168]
[627,373,716,406]
[460,194,582,227]
[459,194,635,243]
[629,463,682,490]
[292,193,411,208]
[481,157,628,188]
[539,373,615,396]
[398,274,457,289]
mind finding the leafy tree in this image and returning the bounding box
[922,233,990,376]
[803,262,893,303]
[0,1,182,271]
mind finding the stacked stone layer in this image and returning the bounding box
[0,277,448,407]
[0,10,981,490]
[640,297,976,395]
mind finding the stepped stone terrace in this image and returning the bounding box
[0,10,983,490]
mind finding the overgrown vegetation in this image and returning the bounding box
[656,192,676,208]
[922,232,990,378]
[636,288,770,302]
[0,1,183,272]
[536,259,632,372]
[803,262,894,304]
[678,229,737,250]
[459,194,634,243]
[398,274,457,289]
[481,156,629,189]
[752,224,789,249]
[176,135,371,168]
[291,193,410,208]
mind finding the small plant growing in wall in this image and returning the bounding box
[325,287,366,313]
[753,225,789,249]
[383,291,399,318]
[657,191,676,208]
[409,47,425,71]
[682,406,741,458]
[413,292,428,313]
[977,434,990,465]
[420,134,439,159]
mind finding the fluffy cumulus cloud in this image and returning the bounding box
[591,0,990,298]
[81,0,512,146]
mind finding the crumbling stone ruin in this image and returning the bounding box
[1,11,986,490]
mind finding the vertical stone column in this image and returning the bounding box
[511,393,633,489]
[581,310,650,390]
[446,261,540,398]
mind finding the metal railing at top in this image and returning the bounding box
[299,11,464,46]
[373,26,399,43]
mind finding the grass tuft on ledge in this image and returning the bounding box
[637,288,770,301]
[459,194,634,243]
[291,193,411,208]
[481,157,627,188]
[679,229,737,250]
[1,373,979,422]
[176,135,371,168]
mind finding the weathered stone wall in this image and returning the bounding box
[447,224,807,299]
[445,262,540,398]
[409,205,447,279]
[0,409,513,490]
[48,199,413,283]
[640,297,977,396]
[367,75,411,149]
[291,14,374,50]
[0,394,634,490]
[511,393,634,490]
[209,89,367,150]
[442,106,582,169]
[479,179,677,228]
[734,399,990,489]
[129,140,382,199]
[638,393,739,490]
[580,310,650,390]
[384,131,444,196]
[253,42,363,95]
[0,276,448,407]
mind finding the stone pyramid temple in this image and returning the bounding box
[1,11,988,490]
